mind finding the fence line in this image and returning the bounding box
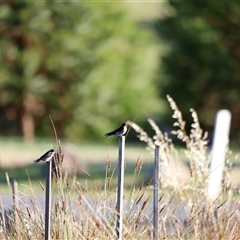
[4,110,233,239]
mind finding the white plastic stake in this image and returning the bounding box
[116,136,125,240]
[153,145,160,240]
[45,160,52,240]
[208,110,231,200]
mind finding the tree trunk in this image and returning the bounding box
[21,111,34,141]
[21,94,35,141]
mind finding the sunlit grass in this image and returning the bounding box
[1,96,240,239]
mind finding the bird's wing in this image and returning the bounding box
[34,159,40,164]
[104,131,113,137]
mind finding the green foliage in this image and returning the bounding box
[155,1,240,140]
[0,1,160,140]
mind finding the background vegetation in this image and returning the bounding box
[0,1,240,142]
[0,1,160,141]
[155,1,240,142]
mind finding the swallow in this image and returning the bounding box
[104,123,128,137]
[34,149,55,164]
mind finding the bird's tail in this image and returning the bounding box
[104,133,111,138]
[34,159,40,164]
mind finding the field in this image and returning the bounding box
[1,97,240,239]
[0,138,155,189]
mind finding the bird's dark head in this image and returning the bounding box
[48,149,55,158]
[122,123,127,127]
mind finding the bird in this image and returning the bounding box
[104,123,128,137]
[34,149,55,164]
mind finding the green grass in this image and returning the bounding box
[0,156,153,195]
[0,137,155,193]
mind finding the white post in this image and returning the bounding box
[45,160,52,240]
[12,180,19,233]
[208,110,231,200]
[153,145,160,240]
[116,136,125,240]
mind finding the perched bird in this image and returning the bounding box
[34,149,55,164]
[104,123,128,137]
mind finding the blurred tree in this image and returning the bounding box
[0,1,160,140]
[155,1,240,140]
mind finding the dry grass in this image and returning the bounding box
[1,96,240,239]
